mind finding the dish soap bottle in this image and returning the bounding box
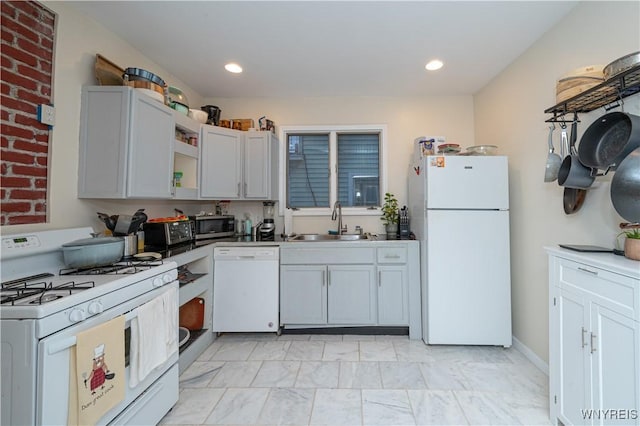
[244,214,252,236]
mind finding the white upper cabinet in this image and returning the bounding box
[200,127,278,200]
[78,86,175,199]
[200,126,243,199]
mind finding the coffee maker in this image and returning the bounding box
[257,201,275,241]
[201,105,221,126]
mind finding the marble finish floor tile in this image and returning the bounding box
[210,341,258,361]
[204,387,269,425]
[285,341,325,361]
[363,389,416,425]
[251,360,301,387]
[165,334,551,426]
[309,388,362,425]
[322,341,359,361]
[309,334,344,341]
[257,387,315,425]
[419,361,470,390]
[393,340,434,362]
[408,389,469,425]
[179,361,225,388]
[360,341,398,361]
[160,388,224,425]
[342,334,376,341]
[295,361,339,388]
[453,390,523,425]
[208,361,262,388]
[380,361,428,389]
[339,361,383,389]
[248,340,291,360]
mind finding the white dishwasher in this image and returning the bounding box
[213,246,280,332]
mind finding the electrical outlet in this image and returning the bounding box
[38,104,55,126]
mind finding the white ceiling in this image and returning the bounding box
[70,1,578,98]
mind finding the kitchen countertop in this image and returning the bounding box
[146,234,415,259]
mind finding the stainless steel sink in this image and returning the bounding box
[289,233,369,241]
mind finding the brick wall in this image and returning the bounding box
[1,1,55,225]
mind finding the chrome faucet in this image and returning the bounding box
[331,201,347,234]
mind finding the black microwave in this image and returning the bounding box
[188,215,235,240]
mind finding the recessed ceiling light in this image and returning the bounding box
[425,60,443,71]
[225,63,243,73]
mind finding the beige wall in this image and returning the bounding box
[474,0,640,362]
[202,96,475,234]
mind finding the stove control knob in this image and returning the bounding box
[162,274,172,283]
[152,277,163,287]
[69,309,86,322]
[87,301,104,315]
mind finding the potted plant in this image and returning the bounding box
[618,227,640,261]
[380,192,399,238]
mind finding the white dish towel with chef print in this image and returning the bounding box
[129,287,178,387]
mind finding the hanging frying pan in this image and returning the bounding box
[577,112,640,174]
[610,147,640,223]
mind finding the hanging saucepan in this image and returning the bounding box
[559,116,588,214]
[558,114,595,190]
[610,147,640,223]
[577,112,640,175]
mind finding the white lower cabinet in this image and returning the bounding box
[280,245,415,330]
[280,266,327,324]
[548,249,640,426]
[327,265,376,324]
[279,264,375,325]
[377,266,408,325]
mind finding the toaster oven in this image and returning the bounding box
[143,220,193,246]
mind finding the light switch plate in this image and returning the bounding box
[38,104,55,126]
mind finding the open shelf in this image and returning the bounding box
[544,64,640,122]
[178,328,208,355]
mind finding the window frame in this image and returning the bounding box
[279,124,388,217]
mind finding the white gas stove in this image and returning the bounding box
[0,227,179,425]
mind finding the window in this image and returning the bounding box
[281,125,387,213]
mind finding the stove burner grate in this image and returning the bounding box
[59,258,163,276]
[0,280,96,305]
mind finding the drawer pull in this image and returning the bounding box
[384,254,400,259]
[590,332,597,353]
[581,327,588,348]
[578,267,598,276]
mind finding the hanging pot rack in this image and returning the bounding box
[544,64,640,123]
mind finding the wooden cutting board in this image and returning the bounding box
[179,297,204,330]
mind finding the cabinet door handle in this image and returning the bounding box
[378,271,381,287]
[590,332,597,353]
[578,267,598,276]
[237,182,240,197]
[322,270,325,287]
[327,270,331,286]
[244,182,248,195]
[581,327,588,348]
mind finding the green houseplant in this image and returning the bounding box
[618,227,640,261]
[381,192,399,238]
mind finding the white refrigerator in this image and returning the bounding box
[409,154,512,347]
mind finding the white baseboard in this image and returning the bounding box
[512,336,549,376]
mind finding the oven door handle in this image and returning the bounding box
[47,310,138,355]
